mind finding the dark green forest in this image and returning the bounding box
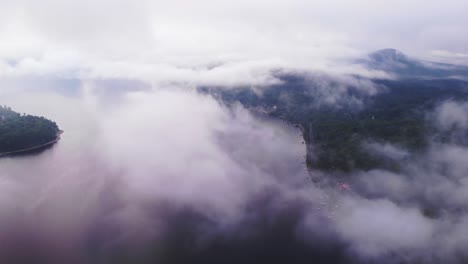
[0,106,60,153]
[205,76,468,172]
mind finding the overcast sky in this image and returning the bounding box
[0,0,467,85]
[2,2,468,263]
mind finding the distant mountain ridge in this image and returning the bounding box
[368,48,408,64]
[359,48,468,79]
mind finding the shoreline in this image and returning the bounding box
[0,130,64,158]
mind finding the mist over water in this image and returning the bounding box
[0,0,468,262]
[2,78,468,264]
[0,85,328,263]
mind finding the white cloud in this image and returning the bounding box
[336,198,434,257]
[1,1,468,262]
[0,0,466,85]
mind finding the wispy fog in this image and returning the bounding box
[1,1,468,263]
[0,85,313,263]
[1,83,468,263]
[0,0,467,88]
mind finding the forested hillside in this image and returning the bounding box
[207,76,468,171]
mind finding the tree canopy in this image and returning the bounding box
[206,76,468,172]
[0,106,60,153]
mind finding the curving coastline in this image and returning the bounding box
[0,130,63,158]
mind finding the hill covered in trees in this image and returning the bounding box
[205,75,468,172]
[202,50,468,172]
[0,106,60,154]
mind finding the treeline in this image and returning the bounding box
[0,105,59,153]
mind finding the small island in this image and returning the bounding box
[0,105,62,157]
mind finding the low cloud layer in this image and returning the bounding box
[2,84,468,263]
[1,1,468,263]
[0,86,315,263]
[0,0,467,89]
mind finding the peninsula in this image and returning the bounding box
[0,105,62,157]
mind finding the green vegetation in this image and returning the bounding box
[207,77,468,172]
[0,105,60,153]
